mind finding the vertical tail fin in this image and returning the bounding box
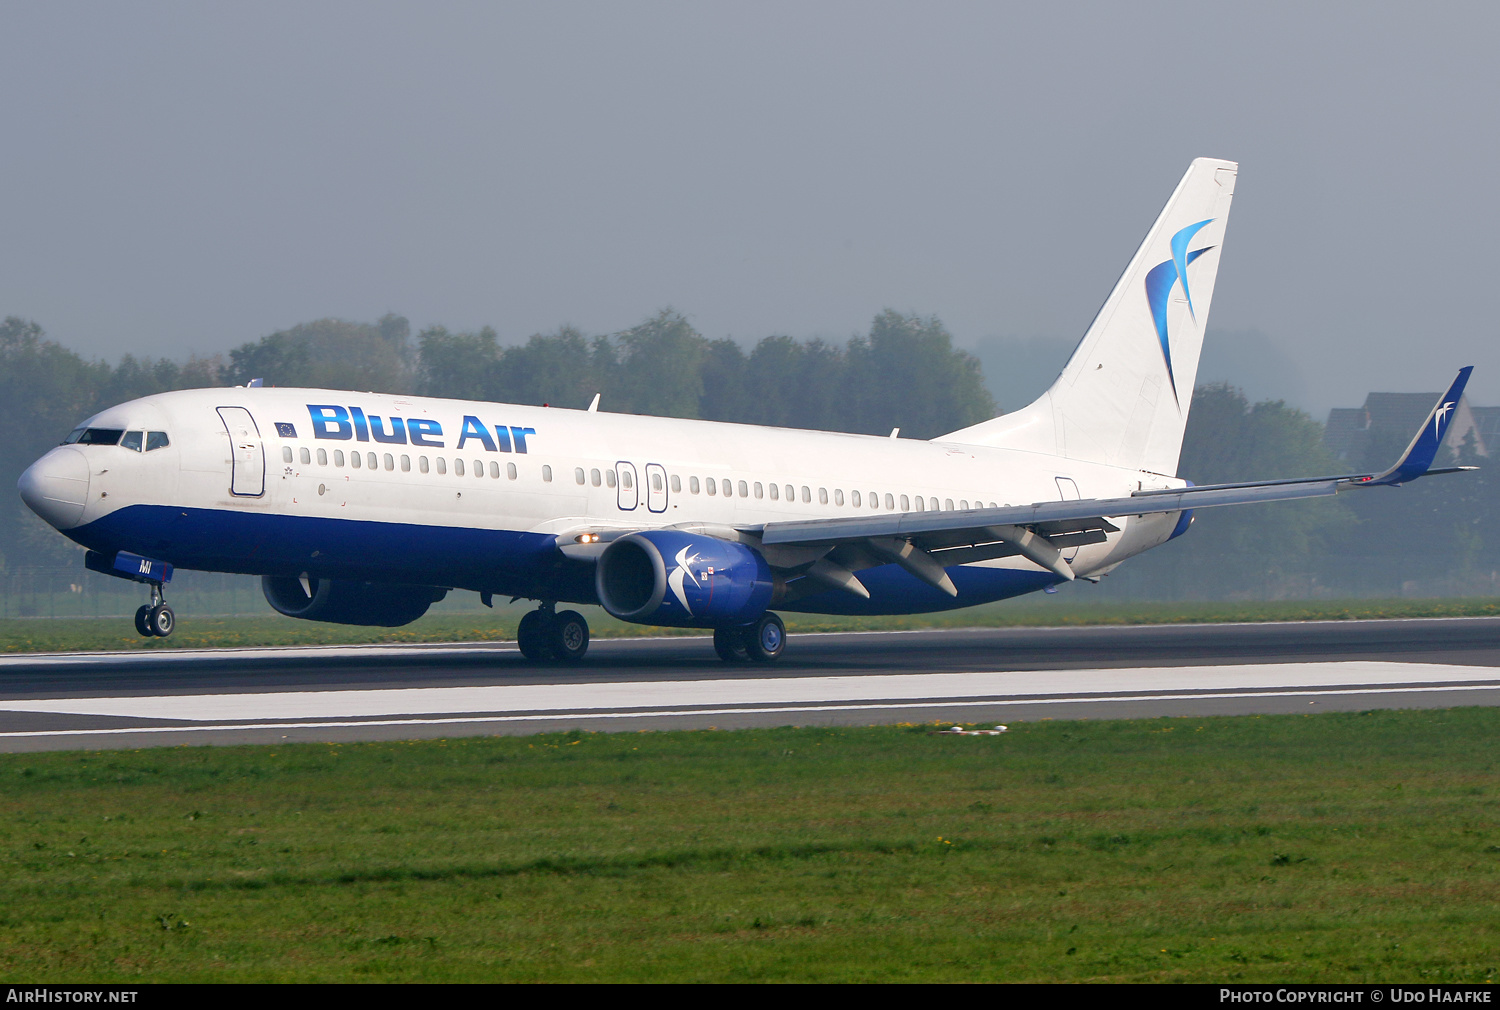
[940,158,1237,476]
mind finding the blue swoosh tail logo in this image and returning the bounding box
[1145,218,1215,402]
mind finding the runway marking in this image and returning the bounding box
[0,661,1496,723]
[0,682,1494,739]
[3,611,1496,669]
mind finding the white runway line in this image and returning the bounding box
[0,641,520,668]
[0,684,1496,740]
[1,661,1496,723]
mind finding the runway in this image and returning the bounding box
[2,617,1500,751]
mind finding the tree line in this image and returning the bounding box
[1,310,1493,600]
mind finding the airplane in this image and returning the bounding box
[15,158,1477,663]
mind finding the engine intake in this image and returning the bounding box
[262,576,447,627]
[595,531,774,628]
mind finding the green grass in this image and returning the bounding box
[5,596,1500,653]
[1,710,1498,982]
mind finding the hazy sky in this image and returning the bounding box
[2,2,1495,415]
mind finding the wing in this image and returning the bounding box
[558,369,1476,601]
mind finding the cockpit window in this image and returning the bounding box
[146,431,170,451]
[120,431,143,452]
[71,428,125,446]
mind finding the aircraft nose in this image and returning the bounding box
[17,447,91,530]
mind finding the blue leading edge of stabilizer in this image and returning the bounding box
[1358,366,1475,486]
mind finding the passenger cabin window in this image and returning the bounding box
[418,456,428,473]
[670,474,681,493]
[621,469,632,488]
[472,459,483,477]
[801,486,811,503]
[706,478,716,496]
[606,470,616,488]
[281,445,293,463]
[784,485,794,501]
[575,467,586,485]
[454,459,464,476]
[592,468,602,487]
[367,452,377,469]
[723,480,733,498]
[654,473,665,492]
[507,462,518,480]
[334,450,345,467]
[769,483,779,500]
[818,488,829,505]
[542,465,553,482]
[738,480,748,497]
[351,451,362,469]
[834,489,844,506]
[122,431,144,452]
[489,461,500,478]
[884,493,894,510]
[317,448,328,465]
[851,490,861,507]
[301,447,312,465]
[899,495,909,510]
[401,455,411,472]
[436,457,446,474]
[690,476,700,494]
[754,482,763,499]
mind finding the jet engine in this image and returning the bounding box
[261,576,448,627]
[595,530,775,627]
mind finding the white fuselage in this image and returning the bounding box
[21,386,1187,616]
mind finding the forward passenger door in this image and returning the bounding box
[217,407,265,497]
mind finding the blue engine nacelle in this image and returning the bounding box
[595,531,775,628]
[261,576,448,627]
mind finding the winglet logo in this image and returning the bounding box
[667,545,702,615]
[1433,400,1456,438]
[1144,218,1215,403]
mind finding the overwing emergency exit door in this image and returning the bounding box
[615,461,638,511]
[217,406,265,497]
[645,463,668,513]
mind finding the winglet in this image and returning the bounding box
[1357,367,1475,486]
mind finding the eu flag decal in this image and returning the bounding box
[274,422,297,437]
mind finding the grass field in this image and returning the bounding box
[5,596,1500,654]
[1,709,1497,982]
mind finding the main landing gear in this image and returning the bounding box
[516,604,590,663]
[133,582,174,638]
[714,612,785,663]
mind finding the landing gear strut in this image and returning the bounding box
[715,612,785,663]
[133,582,174,638]
[517,604,590,663]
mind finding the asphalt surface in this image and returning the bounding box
[1,617,1499,751]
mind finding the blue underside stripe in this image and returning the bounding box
[67,504,1064,617]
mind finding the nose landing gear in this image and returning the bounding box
[516,604,590,663]
[134,583,174,638]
